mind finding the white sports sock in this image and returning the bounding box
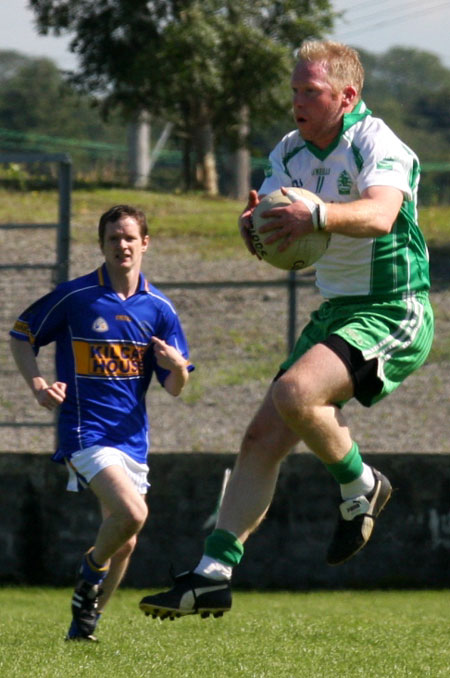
[194,555,232,581]
[340,464,375,500]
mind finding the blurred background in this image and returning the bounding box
[0,0,449,455]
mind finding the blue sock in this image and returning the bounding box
[80,550,109,585]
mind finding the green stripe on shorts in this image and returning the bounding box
[280,292,434,407]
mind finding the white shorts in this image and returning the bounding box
[65,445,150,494]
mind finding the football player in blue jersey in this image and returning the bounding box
[10,204,193,640]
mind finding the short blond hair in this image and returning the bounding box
[297,40,364,96]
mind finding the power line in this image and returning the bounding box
[339,0,406,12]
[336,1,450,39]
[336,0,417,17]
[337,0,426,26]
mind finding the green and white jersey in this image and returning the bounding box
[259,101,430,299]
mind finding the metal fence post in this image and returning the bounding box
[55,155,72,284]
[287,270,297,354]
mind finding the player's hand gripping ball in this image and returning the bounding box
[249,187,330,270]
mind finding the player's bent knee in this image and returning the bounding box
[121,500,148,535]
[271,376,313,423]
[133,500,148,530]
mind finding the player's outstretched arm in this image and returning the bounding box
[10,337,67,410]
[151,336,190,397]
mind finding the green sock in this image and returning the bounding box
[325,441,363,484]
[204,529,244,567]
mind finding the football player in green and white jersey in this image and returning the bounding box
[139,40,434,620]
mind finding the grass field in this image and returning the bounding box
[0,187,449,252]
[0,186,449,451]
[1,587,449,678]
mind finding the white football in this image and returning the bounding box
[249,187,330,271]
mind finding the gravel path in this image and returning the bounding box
[1,234,448,454]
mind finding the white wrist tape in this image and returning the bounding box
[284,189,327,232]
[317,202,328,231]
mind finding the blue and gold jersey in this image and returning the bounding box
[10,264,193,464]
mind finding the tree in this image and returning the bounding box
[28,0,336,194]
[378,48,450,100]
[214,0,335,197]
[358,47,450,160]
[0,50,127,183]
[0,54,117,139]
[353,47,450,205]
[416,88,450,140]
[128,109,151,188]
[0,50,30,84]
[29,0,222,191]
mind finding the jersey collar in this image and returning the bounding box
[342,99,372,133]
[304,99,372,160]
[97,263,149,293]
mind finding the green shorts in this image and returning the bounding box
[280,292,434,407]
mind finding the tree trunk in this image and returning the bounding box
[181,132,193,191]
[128,110,151,188]
[194,119,218,196]
[231,104,251,200]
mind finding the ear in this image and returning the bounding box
[142,235,150,252]
[342,85,358,107]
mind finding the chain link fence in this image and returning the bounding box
[0,154,448,454]
[0,153,71,451]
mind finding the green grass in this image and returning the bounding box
[0,187,245,257]
[418,205,450,246]
[1,187,448,390]
[0,187,449,252]
[0,587,449,677]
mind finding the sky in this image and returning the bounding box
[0,0,449,69]
[330,0,450,66]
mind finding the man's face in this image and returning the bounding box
[100,215,149,274]
[291,60,347,149]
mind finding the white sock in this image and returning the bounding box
[340,464,375,500]
[194,555,232,581]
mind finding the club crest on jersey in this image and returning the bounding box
[337,170,353,195]
[92,317,109,332]
[263,161,273,178]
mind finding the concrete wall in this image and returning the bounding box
[1,452,449,589]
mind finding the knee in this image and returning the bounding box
[123,497,148,535]
[134,498,148,530]
[271,373,312,423]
